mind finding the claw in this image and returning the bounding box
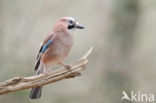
[58,62,72,70]
[64,64,71,70]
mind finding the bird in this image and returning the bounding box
[29,17,84,99]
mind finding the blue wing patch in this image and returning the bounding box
[34,34,53,71]
[41,39,53,53]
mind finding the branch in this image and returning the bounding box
[0,47,93,95]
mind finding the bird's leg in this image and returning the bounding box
[58,62,71,70]
[43,66,50,75]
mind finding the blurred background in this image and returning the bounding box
[0,0,156,103]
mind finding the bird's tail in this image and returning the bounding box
[29,86,43,99]
[29,63,44,99]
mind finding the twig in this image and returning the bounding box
[0,47,93,95]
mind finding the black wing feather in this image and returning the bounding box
[34,34,53,71]
[34,46,43,71]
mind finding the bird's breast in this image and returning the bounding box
[41,32,73,65]
[51,32,73,58]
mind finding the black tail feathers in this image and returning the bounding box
[29,86,43,99]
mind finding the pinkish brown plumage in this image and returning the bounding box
[30,17,84,99]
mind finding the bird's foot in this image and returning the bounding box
[64,64,71,70]
[43,69,50,76]
[58,62,72,71]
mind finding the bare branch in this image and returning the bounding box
[0,47,93,95]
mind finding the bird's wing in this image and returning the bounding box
[34,34,54,71]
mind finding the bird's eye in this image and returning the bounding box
[69,20,73,24]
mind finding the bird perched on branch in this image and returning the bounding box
[29,17,84,99]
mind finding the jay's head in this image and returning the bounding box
[53,17,84,32]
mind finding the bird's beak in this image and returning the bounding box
[75,22,84,29]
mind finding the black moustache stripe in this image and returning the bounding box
[68,25,75,29]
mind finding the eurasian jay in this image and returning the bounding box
[29,17,84,99]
